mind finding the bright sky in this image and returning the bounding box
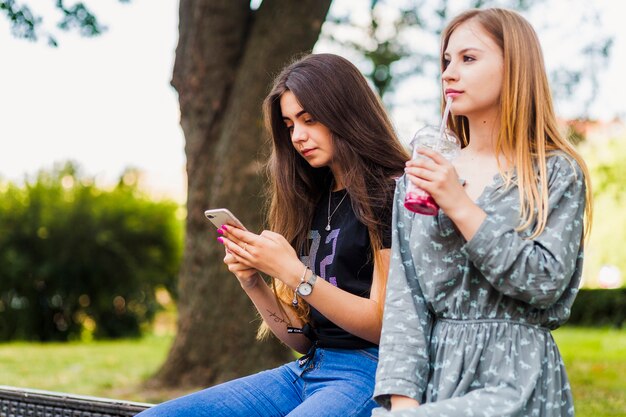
[0,0,184,200]
[1,0,624,202]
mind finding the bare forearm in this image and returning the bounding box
[242,273,311,353]
[279,251,390,345]
[302,277,382,344]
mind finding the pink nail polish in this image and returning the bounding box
[217,237,223,243]
[221,224,229,230]
[217,228,224,235]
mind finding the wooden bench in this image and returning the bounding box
[0,386,152,417]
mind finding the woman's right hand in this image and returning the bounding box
[219,226,303,288]
[223,250,261,289]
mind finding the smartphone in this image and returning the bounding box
[204,208,247,230]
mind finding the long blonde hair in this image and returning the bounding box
[258,54,409,339]
[441,8,592,239]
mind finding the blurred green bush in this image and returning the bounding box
[0,162,183,341]
[568,288,626,328]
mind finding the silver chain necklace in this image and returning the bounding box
[326,184,348,231]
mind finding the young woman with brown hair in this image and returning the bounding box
[137,53,409,417]
[373,8,592,417]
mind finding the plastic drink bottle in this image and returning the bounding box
[404,125,460,215]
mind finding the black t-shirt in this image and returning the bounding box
[300,189,392,349]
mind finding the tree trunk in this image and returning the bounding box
[150,0,332,388]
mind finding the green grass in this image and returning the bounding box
[0,334,178,402]
[553,327,626,416]
[0,327,624,414]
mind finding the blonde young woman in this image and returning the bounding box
[373,8,592,417]
[137,53,409,417]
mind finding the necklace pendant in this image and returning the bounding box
[326,181,348,233]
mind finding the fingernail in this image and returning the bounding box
[217,228,224,235]
[217,237,224,243]
[221,224,229,230]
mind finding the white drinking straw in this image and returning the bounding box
[439,96,453,139]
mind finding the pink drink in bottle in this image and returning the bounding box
[404,125,460,215]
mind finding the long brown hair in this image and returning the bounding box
[441,8,592,239]
[259,53,409,337]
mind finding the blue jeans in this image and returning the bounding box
[136,347,379,417]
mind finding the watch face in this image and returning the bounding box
[296,282,313,296]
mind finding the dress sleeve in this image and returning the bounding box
[462,155,586,309]
[374,177,434,409]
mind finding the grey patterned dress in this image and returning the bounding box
[373,153,586,417]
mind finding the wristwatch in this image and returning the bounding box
[296,272,318,297]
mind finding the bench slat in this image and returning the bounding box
[0,386,152,417]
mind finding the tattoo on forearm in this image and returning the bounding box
[267,309,288,324]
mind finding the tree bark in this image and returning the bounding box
[150,0,332,388]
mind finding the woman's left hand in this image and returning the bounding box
[219,226,303,287]
[405,148,469,213]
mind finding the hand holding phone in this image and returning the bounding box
[206,209,258,285]
[204,208,247,230]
